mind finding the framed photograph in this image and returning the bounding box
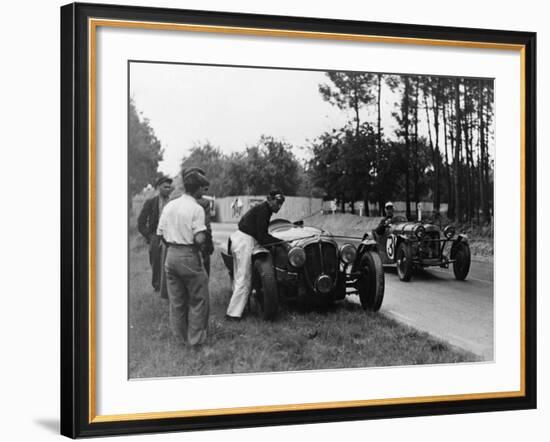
[60,2,536,438]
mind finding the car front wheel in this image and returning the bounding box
[452,242,471,280]
[252,255,279,320]
[396,242,413,282]
[356,251,385,311]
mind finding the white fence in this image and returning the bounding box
[321,200,449,217]
[215,196,323,223]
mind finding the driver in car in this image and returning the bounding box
[374,201,396,237]
[225,190,286,321]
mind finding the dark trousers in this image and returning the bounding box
[149,234,162,290]
[159,243,168,299]
[203,254,211,276]
[165,246,210,345]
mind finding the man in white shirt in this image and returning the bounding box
[157,170,210,346]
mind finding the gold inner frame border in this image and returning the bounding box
[87,17,527,424]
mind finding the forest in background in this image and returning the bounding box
[129,71,494,224]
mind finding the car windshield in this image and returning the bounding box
[270,224,294,232]
[392,216,407,222]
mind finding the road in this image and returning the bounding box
[369,262,493,360]
[211,222,494,360]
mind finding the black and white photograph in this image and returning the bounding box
[1,0,544,439]
[128,61,495,379]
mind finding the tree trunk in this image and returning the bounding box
[413,78,420,206]
[454,78,462,222]
[443,95,453,219]
[448,124,456,220]
[482,82,491,222]
[466,83,475,223]
[479,82,486,222]
[477,81,484,224]
[422,81,437,213]
[376,73,382,218]
[470,131,474,222]
[353,79,361,138]
[462,80,472,221]
[403,76,412,220]
[433,81,441,213]
[477,141,481,225]
[471,103,476,220]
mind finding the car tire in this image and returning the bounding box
[252,255,279,320]
[396,242,413,282]
[357,251,385,312]
[452,242,471,280]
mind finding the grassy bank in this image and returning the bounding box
[129,233,478,379]
[304,213,493,259]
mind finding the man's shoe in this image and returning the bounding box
[225,315,241,322]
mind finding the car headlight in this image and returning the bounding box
[443,225,456,239]
[340,243,357,264]
[288,246,306,267]
[414,225,426,239]
[315,274,333,294]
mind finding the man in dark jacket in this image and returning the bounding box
[137,177,173,291]
[226,190,285,320]
[374,201,395,237]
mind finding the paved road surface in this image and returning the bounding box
[211,222,494,360]
[369,262,493,360]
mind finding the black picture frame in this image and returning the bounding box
[60,2,537,438]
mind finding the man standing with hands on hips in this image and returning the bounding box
[226,190,286,321]
[156,170,210,346]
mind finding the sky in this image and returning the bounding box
[129,62,399,176]
[129,62,493,178]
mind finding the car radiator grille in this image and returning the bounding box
[419,231,441,259]
[304,242,338,289]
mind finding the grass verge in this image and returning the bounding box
[129,234,479,379]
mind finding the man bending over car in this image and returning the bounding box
[225,190,286,320]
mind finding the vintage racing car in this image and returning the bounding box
[221,219,385,320]
[374,216,471,282]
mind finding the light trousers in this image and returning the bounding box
[165,246,209,345]
[226,230,257,318]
